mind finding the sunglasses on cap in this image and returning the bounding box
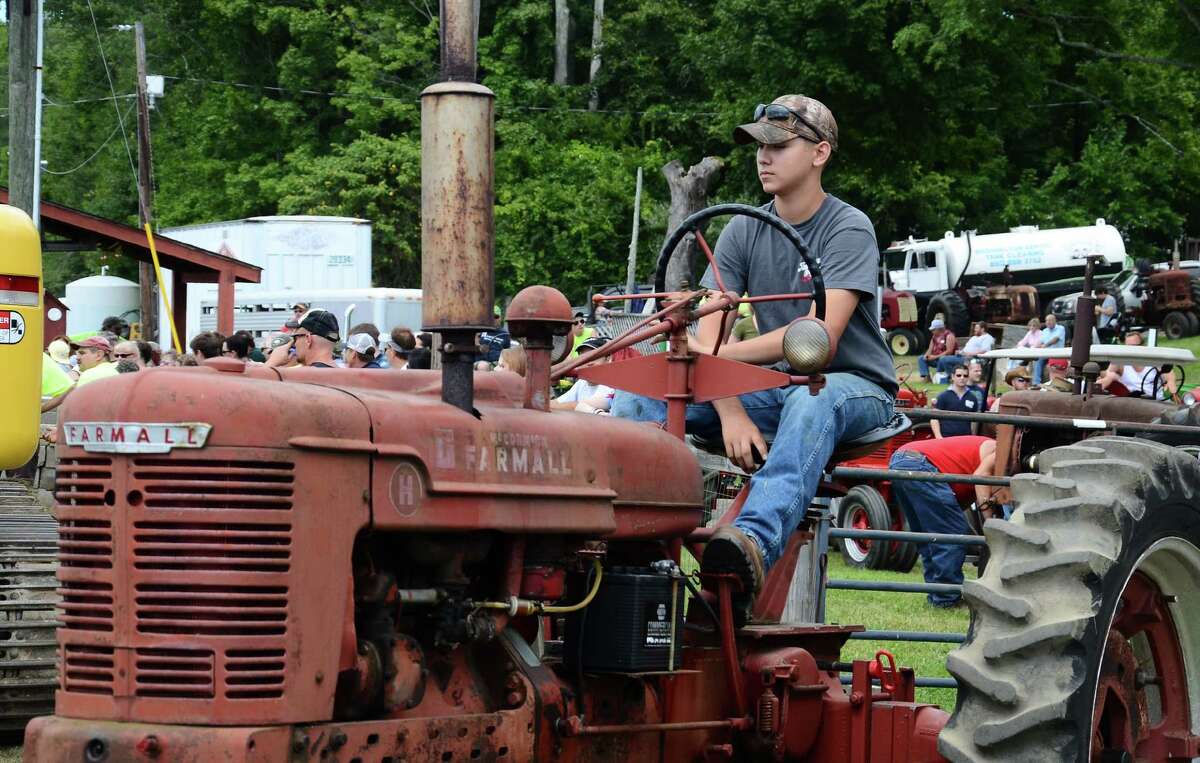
[753,103,826,145]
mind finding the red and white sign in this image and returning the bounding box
[62,422,212,454]
[0,310,25,344]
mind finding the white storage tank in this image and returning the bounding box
[62,273,139,335]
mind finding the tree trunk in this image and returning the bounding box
[587,0,603,110]
[662,157,724,292]
[554,0,570,85]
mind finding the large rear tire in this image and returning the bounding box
[928,291,971,338]
[939,437,1200,762]
[835,485,893,570]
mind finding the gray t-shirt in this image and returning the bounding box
[700,195,897,397]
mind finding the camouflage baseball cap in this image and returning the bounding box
[733,95,839,150]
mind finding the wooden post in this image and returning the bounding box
[662,157,724,292]
[625,167,642,296]
[135,21,160,342]
[216,271,235,336]
[7,0,39,219]
[172,273,188,349]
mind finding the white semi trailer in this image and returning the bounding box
[885,219,1126,336]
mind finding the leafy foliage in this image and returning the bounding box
[8,0,1200,298]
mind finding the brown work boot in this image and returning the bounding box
[702,526,765,626]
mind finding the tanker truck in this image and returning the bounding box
[885,219,1126,336]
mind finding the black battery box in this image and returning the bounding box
[564,565,685,673]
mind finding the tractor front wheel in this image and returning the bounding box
[939,437,1200,762]
[835,485,892,569]
[887,328,919,356]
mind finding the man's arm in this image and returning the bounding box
[697,289,861,365]
[974,440,998,507]
[930,418,943,439]
[702,289,862,471]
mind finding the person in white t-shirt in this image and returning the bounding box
[551,336,616,413]
[1099,331,1178,400]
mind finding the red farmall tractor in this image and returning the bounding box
[23,6,1200,762]
[23,8,950,762]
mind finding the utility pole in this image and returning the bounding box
[8,0,41,223]
[134,21,159,342]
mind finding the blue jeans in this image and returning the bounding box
[917,355,963,378]
[1033,357,1047,385]
[888,450,969,606]
[612,373,894,569]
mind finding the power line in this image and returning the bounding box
[43,102,136,175]
[85,0,139,191]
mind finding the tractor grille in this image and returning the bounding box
[131,521,292,575]
[134,648,214,699]
[224,649,286,699]
[133,458,294,511]
[54,458,112,507]
[57,580,113,632]
[56,454,294,704]
[134,581,288,636]
[61,644,114,695]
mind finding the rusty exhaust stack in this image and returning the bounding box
[422,0,494,413]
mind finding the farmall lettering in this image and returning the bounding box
[62,422,212,454]
[433,428,574,477]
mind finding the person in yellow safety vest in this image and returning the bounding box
[557,312,595,391]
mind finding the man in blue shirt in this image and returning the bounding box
[1032,314,1066,385]
[932,365,984,438]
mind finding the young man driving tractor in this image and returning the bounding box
[612,95,897,618]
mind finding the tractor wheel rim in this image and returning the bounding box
[1090,537,1200,761]
[843,505,872,561]
[892,335,910,354]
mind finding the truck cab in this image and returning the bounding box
[885,240,948,294]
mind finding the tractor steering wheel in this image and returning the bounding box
[653,203,826,320]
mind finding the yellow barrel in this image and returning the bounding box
[0,205,42,469]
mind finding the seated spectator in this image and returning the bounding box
[932,364,985,438]
[75,336,119,387]
[1033,313,1066,385]
[1098,331,1175,399]
[918,318,957,382]
[222,332,255,361]
[190,331,225,360]
[889,436,997,608]
[551,337,616,413]
[344,333,383,369]
[498,345,527,377]
[932,321,994,378]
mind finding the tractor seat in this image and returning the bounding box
[689,412,912,467]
